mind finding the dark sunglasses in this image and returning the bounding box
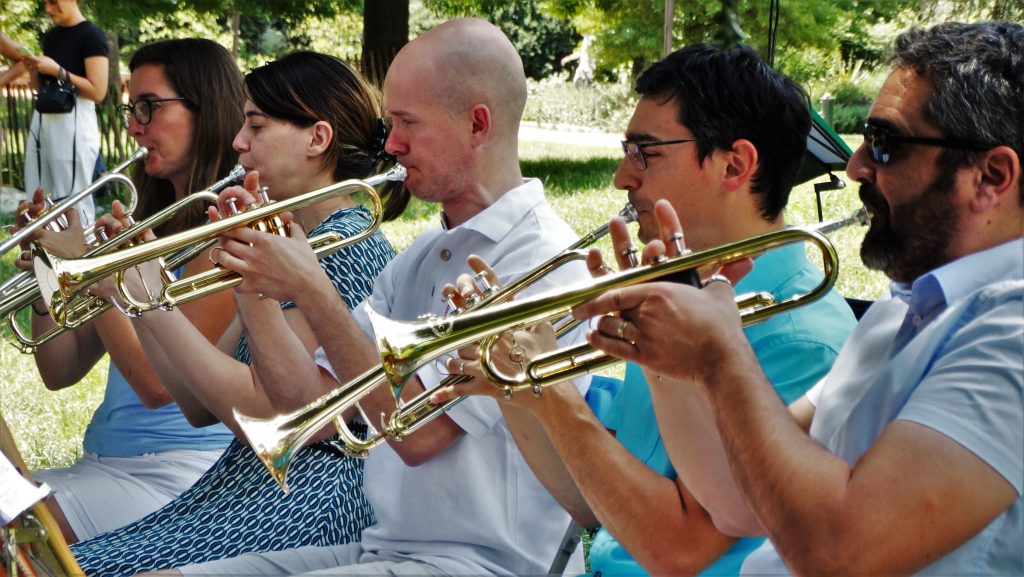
[862,123,992,165]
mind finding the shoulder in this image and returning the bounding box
[73,21,109,55]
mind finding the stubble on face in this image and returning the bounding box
[859,166,960,283]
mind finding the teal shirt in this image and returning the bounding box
[588,243,857,576]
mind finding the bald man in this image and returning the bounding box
[159,17,590,577]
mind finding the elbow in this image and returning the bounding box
[137,392,173,410]
[395,446,433,468]
[181,407,219,429]
[639,547,719,576]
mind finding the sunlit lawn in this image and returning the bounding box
[0,135,882,470]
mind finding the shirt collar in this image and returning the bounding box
[439,178,545,241]
[890,237,1024,315]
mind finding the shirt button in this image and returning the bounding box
[439,249,451,261]
[912,315,923,326]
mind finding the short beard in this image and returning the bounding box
[859,167,960,284]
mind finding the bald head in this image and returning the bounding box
[390,18,527,137]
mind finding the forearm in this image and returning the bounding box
[701,344,856,572]
[31,305,103,389]
[535,386,731,574]
[0,61,24,85]
[239,296,336,413]
[92,310,174,408]
[650,371,764,536]
[295,276,379,383]
[496,400,597,526]
[131,310,251,427]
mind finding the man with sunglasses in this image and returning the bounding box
[573,20,1023,575]
[430,44,856,576]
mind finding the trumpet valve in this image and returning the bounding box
[474,271,498,296]
[226,196,240,216]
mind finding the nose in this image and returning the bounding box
[613,155,637,192]
[128,115,144,138]
[232,130,248,154]
[384,125,406,156]
[845,141,875,186]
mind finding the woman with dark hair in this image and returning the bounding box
[69,50,405,577]
[22,0,106,227]
[17,38,245,544]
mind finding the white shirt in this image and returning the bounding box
[743,238,1023,575]
[316,178,591,575]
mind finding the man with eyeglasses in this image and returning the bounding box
[572,20,1023,575]
[430,43,856,576]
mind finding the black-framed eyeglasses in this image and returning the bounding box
[862,122,992,165]
[117,97,187,128]
[621,139,698,171]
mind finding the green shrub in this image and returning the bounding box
[831,101,871,133]
[523,79,635,133]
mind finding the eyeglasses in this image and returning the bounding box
[862,123,992,165]
[117,97,187,128]
[621,138,698,171]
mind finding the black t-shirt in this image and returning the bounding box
[41,20,107,82]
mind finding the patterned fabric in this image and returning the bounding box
[71,207,395,576]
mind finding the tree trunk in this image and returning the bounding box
[663,0,675,56]
[104,30,124,162]
[231,11,241,59]
[362,0,409,87]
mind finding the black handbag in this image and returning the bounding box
[35,77,76,114]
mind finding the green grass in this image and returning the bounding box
[0,136,884,469]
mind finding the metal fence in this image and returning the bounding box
[1,72,132,193]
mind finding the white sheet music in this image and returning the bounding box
[0,450,50,525]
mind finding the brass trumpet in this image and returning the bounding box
[234,204,639,490]
[480,208,870,394]
[0,147,147,259]
[4,165,245,352]
[33,165,406,326]
[236,208,864,491]
[0,147,147,314]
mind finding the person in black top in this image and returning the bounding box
[22,0,108,227]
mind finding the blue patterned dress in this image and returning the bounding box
[71,207,395,576]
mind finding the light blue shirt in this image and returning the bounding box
[83,362,233,457]
[83,264,233,457]
[743,237,1024,575]
[588,243,857,576]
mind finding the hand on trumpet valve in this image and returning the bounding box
[439,255,501,314]
[430,324,560,406]
[14,188,46,229]
[208,171,268,222]
[214,218,318,305]
[25,206,89,263]
[93,200,136,245]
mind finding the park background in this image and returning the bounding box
[0,0,1019,470]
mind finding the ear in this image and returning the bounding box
[720,139,758,192]
[307,120,333,158]
[971,145,1020,213]
[468,104,491,147]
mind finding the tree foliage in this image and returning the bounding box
[423,0,579,80]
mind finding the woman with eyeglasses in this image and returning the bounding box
[20,0,107,228]
[18,38,244,545]
[69,50,405,577]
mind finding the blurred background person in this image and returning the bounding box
[22,0,107,227]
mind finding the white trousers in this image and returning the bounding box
[179,543,450,577]
[33,448,222,541]
[24,97,99,229]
